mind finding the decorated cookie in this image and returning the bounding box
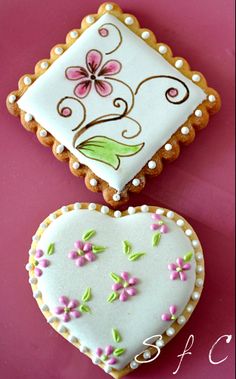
[7,3,220,207]
[26,202,204,378]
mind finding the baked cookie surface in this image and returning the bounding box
[7,3,220,206]
[27,202,204,378]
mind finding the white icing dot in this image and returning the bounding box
[181,126,190,135]
[192,291,200,301]
[177,316,186,325]
[72,161,80,170]
[74,202,81,210]
[41,304,49,312]
[101,205,109,214]
[192,239,199,247]
[156,339,165,348]
[25,263,33,271]
[104,365,112,373]
[23,76,32,85]
[167,211,174,219]
[141,31,150,39]
[29,277,37,285]
[48,316,58,324]
[196,278,204,287]
[143,350,151,360]
[128,207,135,215]
[40,222,47,229]
[156,208,165,215]
[185,229,193,236]
[39,129,47,137]
[58,325,67,333]
[32,234,39,241]
[69,336,78,343]
[148,160,156,169]
[132,178,140,186]
[195,252,203,261]
[196,265,204,273]
[176,219,185,227]
[195,109,203,117]
[28,249,35,256]
[175,59,184,68]
[141,205,149,213]
[80,345,88,353]
[49,213,57,220]
[88,203,96,211]
[165,143,172,151]
[114,210,122,218]
[8,94,16,103]
[40,61,49,69]
[61,206,68,213]
[105,3,113,11]
[92,356,100,365]
[112,193,120,202]
[166,327,175,336]
[24,113,33,122]
[125,16,134,25]
[159,45,167,54]
[208,94,216,103]
[86,15,95,24]
[192,74,201,82]
[54,47,63,55]
[33,290,42,299]
[130,361,139,369]
[90,178,97,187]
[187,304,194,312]
[70,30,78,38]
[56,144,64,154]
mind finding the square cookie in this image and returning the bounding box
[7,2,220,207]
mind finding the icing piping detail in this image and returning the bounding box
[161,305,177,321]
[112,328,122,343]
[29,249,50,277]
[108,272,139,302]
[98,23,122,55]
[150,213,169,234]
[47,243,55,255]
[168,253,192,281]
[122,240,146,261]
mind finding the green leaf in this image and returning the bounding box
[79,304,91,313]
[112,328,122,343]
[152,232,161,247]
[92,245,106,254]
[107,292,119,303]
[128,252,146,261]
[183,252,193,262]
[47,243,55,255]
[123,240,132,255]
[113,348,126,357]
[82,288,91,302]
[77,136,144,170]
[82,229,96,241]
[110,272,122,283]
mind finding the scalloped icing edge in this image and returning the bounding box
[6,2,221,208]
[28,202,205,379]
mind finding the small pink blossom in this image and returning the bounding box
[54,296,81,322]
[161,305,177,322]
[32,249,50,277]
[65,49,121,98]
[168,258,191,281]
[95,345,117,365]
[112,272,139,302]
[68,240,96,267]
[150,213,169,233]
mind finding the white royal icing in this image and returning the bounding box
[18,14,206,191]
[29,206,200,370]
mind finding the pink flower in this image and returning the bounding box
[150,213,169,233]
[96,345,117,365]
[161,305,177,321]
[32,249,50,277]
[168,258,191,281]
[112,272,138,302]
[54,296,81,322]
[65,49,121,98]
[68,240,96,267]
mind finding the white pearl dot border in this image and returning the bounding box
[28,202,204,370]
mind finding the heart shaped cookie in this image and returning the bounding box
[26,203,204,378]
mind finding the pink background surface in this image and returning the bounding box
[0,1,234,378]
